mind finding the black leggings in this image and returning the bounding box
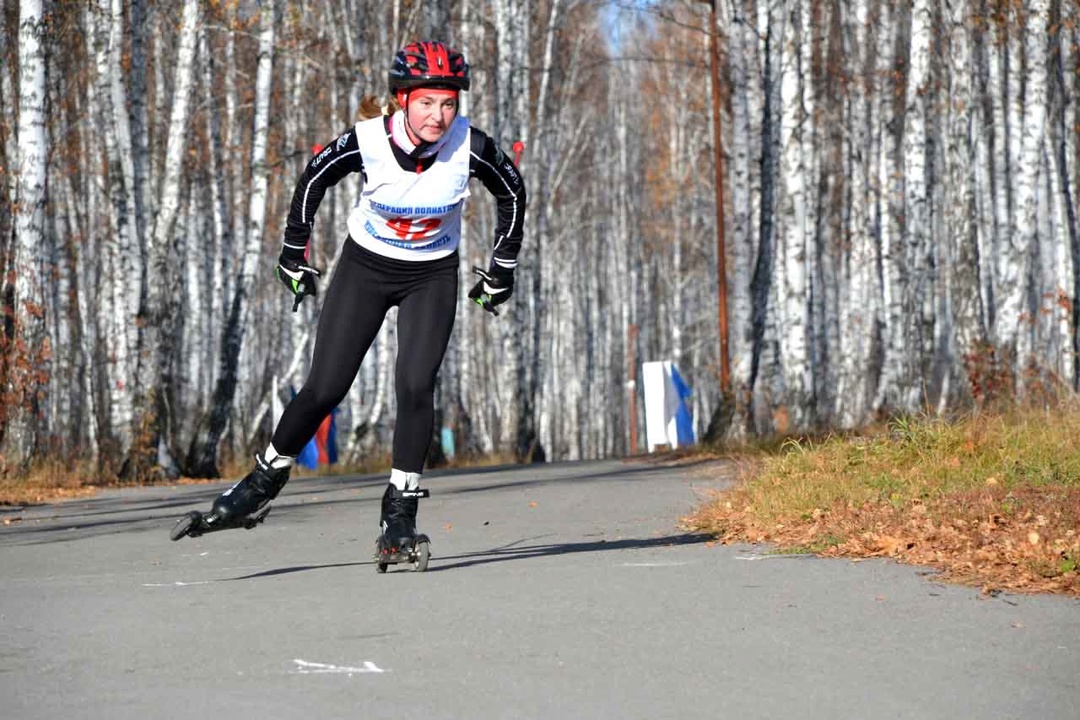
[272,240,458,472]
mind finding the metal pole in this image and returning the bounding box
[706,0,731,395]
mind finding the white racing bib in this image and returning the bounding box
[347,114,471,261]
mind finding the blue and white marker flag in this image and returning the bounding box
[669,365,695,447]
[642,360,696,451]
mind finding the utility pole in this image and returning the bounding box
[703,0,730,395]
[700,0,733,444]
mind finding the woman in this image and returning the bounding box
[172,41,526,569]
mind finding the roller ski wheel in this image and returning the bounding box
[170,453,289,541]
[169,505,272,541]
[374,533,431,573]
[375,484,430,572]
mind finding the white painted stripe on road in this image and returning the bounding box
[141,581,214,587]
[620,561,689,567]
[291,659,387,675]
[735,554,813,561]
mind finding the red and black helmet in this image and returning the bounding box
[389,40,471,92]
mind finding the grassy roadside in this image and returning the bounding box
[0,459,101,508]
[683,410,1080,596]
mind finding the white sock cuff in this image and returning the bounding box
[264,443,296,470]
[389,468,421,491]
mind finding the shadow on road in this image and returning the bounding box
[211,533,713,581]
[429,533,712,571]
[225,561,371,580]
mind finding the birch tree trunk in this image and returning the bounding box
[2,0,49,469]
[945,0,984,403]
[982,6,1007,343]
[105,0,143,266]
[903,0,931,410]
[835,0,878,425]
[199,22,231,389]
[1073,19,1080,391]
[531,0,565,457]
[490,0,538,460]
[533,0,558,457]
[778,0,812,430]
[0,8,15,256]
[748,2,785,432]
[994,0,1049,384]
[725,2,758,435]
[1049,0,1080,390]
[62,164,100,462]
[514,0,540,462]
[872,1,913,414]
[225,6,246,296]
[967,0,1001,402]
[129,0,151,236]
[811,0,842,427]
[993,6,1023,357]
[125,0,199,481]
[187,0,277,477]
[86,2,137,451]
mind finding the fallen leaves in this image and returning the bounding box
[684,484,1080,596]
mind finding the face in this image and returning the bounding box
[401,88,458,143]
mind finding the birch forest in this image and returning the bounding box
[2,0,1080,481]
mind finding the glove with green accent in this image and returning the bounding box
[276,255,322,312]
[468,266,514,316]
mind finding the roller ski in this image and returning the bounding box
[170,453,290,541]
[374,484,431,573]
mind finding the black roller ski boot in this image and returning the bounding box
[374,484,431,573]
[170,453,290,541]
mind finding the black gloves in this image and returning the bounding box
[468,266,514,316]
[276,255,322,312]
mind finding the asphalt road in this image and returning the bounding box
[1,458,1077,720]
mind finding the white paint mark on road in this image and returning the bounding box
[735,554,813,561]
[141,581,214,587]
[291,659,387,675]
[620,561,689,567]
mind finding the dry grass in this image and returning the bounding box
[684,410,1080,596]
[0,458,101,507]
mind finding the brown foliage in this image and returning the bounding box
[685,481,1080,596]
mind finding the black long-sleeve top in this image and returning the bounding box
[281,115,526,277]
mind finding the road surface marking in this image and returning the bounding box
[141,581,214,587]
[291,659,387,675]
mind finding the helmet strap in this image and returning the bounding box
[396,90,421,144]
[391,91,436,159]
[396,88,458,157]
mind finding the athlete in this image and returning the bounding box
[171,41,526,569]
